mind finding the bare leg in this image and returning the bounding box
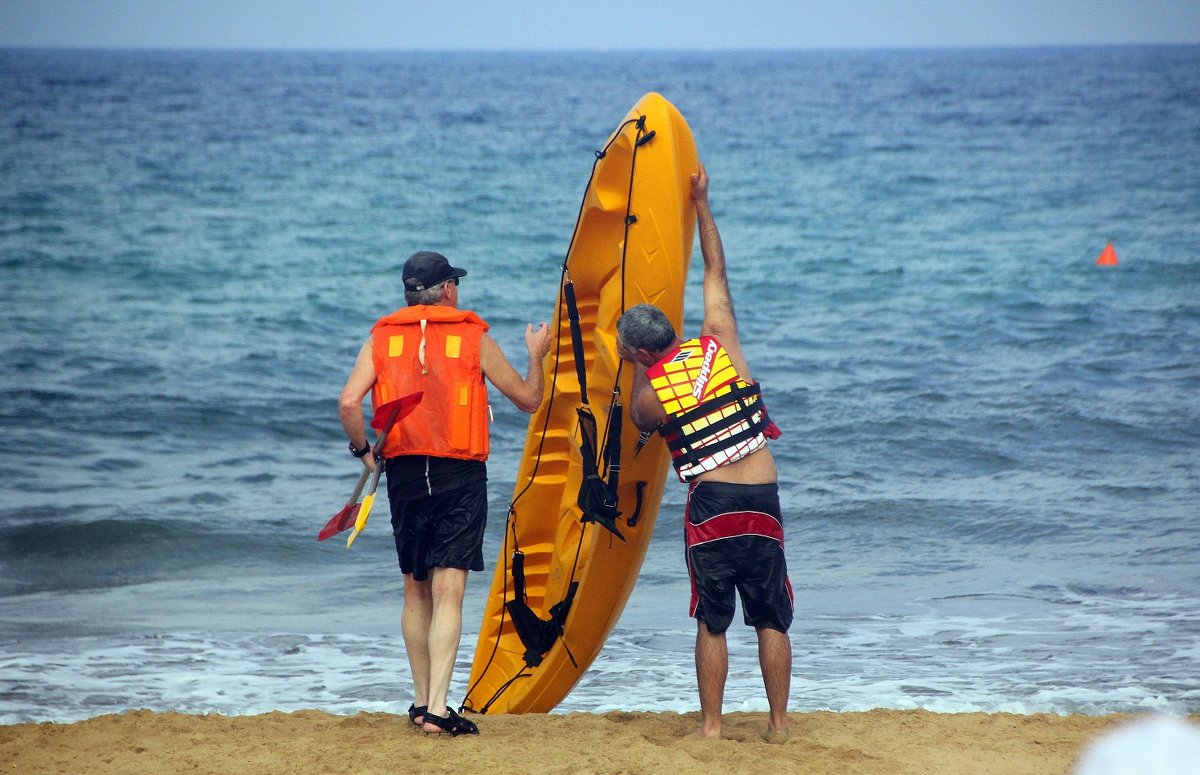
[695,622,728,739]
[401,574,432,710]
[757,626,791,742]
[422,566,468,731]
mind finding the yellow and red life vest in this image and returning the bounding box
[646,336,775,482]
[370,305,490,461]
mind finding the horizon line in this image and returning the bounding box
[2,40,1197,54]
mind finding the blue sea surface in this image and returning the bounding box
[1,46,1198,724]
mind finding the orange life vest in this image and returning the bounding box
[370,305,490,461]
[646,336,772,481]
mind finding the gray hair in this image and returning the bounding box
[617,304,677,353]
[405,282,447,306]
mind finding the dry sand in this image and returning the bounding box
[0,708,1165,774]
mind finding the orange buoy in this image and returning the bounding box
[1096,243,1119,266]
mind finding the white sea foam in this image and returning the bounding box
[4,600,1195,724]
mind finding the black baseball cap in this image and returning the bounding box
[402,251,468,291]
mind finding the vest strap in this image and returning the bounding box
[663,401,770,468]
[659,381,763,433]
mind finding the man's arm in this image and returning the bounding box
[338,339,378,470]
[627,362,667,432]
[694,164,736,343]
[479,323,552,413]
[692,163,752,378]
[616,334,669,432]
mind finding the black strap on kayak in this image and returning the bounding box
[575,405,624,541]
[603,387,623,497]
[504,551,581,668]
[564,279,590,400]
[462,113,651,715]
[599,384,624,526]
[626,481,647,528]
[566,273,626,540]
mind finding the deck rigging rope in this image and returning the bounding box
[463,115,653,714]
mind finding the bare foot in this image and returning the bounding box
[763,727,790,745]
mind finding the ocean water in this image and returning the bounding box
[1,46,1198,724]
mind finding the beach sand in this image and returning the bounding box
[0,708,1164,774]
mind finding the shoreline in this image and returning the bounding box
[1,707,1176,775]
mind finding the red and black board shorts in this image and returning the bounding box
[389,480,488,582]
[685,480,793,635]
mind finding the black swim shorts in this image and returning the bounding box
[389,478,488,581]
[685,480,793,635]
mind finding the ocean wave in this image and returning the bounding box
[0,515,324,597]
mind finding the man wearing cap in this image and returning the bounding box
[338,251,552,736]
[615,165,792,743]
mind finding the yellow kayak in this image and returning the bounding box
[463,93,698,714]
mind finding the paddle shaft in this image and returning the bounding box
[343,392,424,547]
[344,467,369,506]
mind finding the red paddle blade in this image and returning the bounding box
[317,503,361,542]
[370,391,423,432]
[319,391,420,544]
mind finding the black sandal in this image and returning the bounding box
[407,704,427,728]
[422,707,479,736]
